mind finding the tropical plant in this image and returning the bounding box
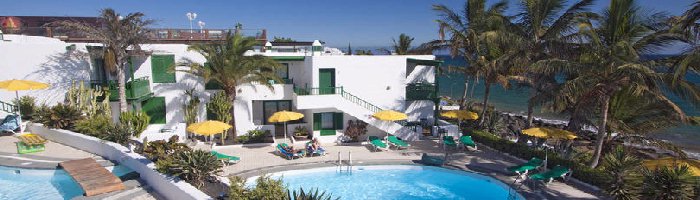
[392,33,414,55]
[288,187,339,200]
[178,31,281,143]
[103,123,133,145]
[65,81,110,117]
[601,146,642,200]
[344,120,367,142]
[156,149,223,189]
[43,103,84,130]
[183,89,200,126]
[58,8,153,112]
[14,96,36,120]
[32,104,51,123]
[641,165,697,200]
[236,129,270,144]
[273,36,296,42]
[507,0,594,128]
[74,114,113,137]
[434,0,518,126]
[142,135,190,162]
[206,91,233,144]
[119,111,149,138]
[558,0,697,168]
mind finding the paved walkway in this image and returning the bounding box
[216,140,604,200]
[0,135,95,168]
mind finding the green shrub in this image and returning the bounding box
[641,165,697,200]
[32,104,51,123]
[156,149,223,188]
[601,146,642,200]
[247,174,287,199]
[227,175,338,200]
[236,129,270,144]
[471,130,609,188]
[74,114,113,137]
[142,136,190,162]
[13,96,36,120]
[207,91,233,144]
[43,103,84,130]
[294,126,309,137]
[119,111,149,138]
[103,123,133,145]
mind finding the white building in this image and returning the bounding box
[0,25,455,144]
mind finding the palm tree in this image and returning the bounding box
[59,8,153,112]
[433,0,517,126]
[392,33,414,55]
[560,0,693,168]
[508,0,594,128]
[179,32,281,142]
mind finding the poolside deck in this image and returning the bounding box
[59,158,126,197]
[216,139,604,200]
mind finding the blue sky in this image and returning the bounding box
[3,0,696,48]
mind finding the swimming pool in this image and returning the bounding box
[0,165,134,200]
[249,165,524,200]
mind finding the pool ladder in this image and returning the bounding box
[337,151,352,173]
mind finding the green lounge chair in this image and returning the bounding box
[507,157,543,175]
[277,143,305,159]
[443,136,457,148]
[211,151,240,165]
[529,165,571,185]
[368,136,388,151]
[459,135,477,150]
[387,135,409,149]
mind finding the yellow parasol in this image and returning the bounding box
[186,120,232,136]
[440,110,479,120]
[268,111,304,143]
[643,157,700,176]
[522,127,577,140]
[372,110,408,121]
[0,79,50,133]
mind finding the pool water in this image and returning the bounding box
[0,165,135,200]
[252,165,524,200]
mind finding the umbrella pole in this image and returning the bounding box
[15,91,22,133]
[284,122,288,144]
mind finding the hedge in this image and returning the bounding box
[471,130,609,188]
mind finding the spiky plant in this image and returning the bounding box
[119,111,150,138]
[641,165,696,200]
[288,187,339,200]
[601,146,642,200]
[206,91,233,144]
[156,149,222,188]
[392,33,414,55]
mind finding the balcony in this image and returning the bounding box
[91,77,152,101]
[406,83,437,101]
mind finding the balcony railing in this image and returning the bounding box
[91,77,152,101]
[406,83,437,101]
[1,27,266,43]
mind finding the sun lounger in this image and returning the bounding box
[459,135,477,150]
[387,135,409,149]
[306,142,326,156]
[277,143,305,159]
[211,150,240,165]
[0,114,19,133]
[443,136,457,149]
[529,165,571,185]
[368,136,388,151]
[507,157,543,175]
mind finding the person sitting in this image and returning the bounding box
[308,138,326,156]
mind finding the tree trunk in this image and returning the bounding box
[526,102,534,128]
[225,87,238,144]
[459,80,469,109]
[117,61,128,112]
[479,82,491,126]
[589,95,611,168]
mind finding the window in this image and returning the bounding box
[277,63,289,79]
[151,55,176,83]
[142,97,166,124]
[313,112,344,136]
[262,100,293,125]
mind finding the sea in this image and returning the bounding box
[435,55,700,158]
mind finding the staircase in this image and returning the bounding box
[294,86,421,141]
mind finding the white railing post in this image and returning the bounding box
[348,151,352,172]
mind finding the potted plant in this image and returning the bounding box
[293,126,310,141]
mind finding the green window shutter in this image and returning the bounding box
[334,112,343,130]
[141,97,166,124]
[152,55,176,83]
[313,113,321,130]
[320,130,336,136]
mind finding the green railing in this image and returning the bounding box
[406,83,437,101]
[91,77,152,101]
[293,86,407,125]
[0,100,17,114]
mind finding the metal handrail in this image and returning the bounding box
[0,100,17,114]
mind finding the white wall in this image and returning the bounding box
[28,124,211,200]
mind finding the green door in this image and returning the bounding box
[318,69,335,94]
